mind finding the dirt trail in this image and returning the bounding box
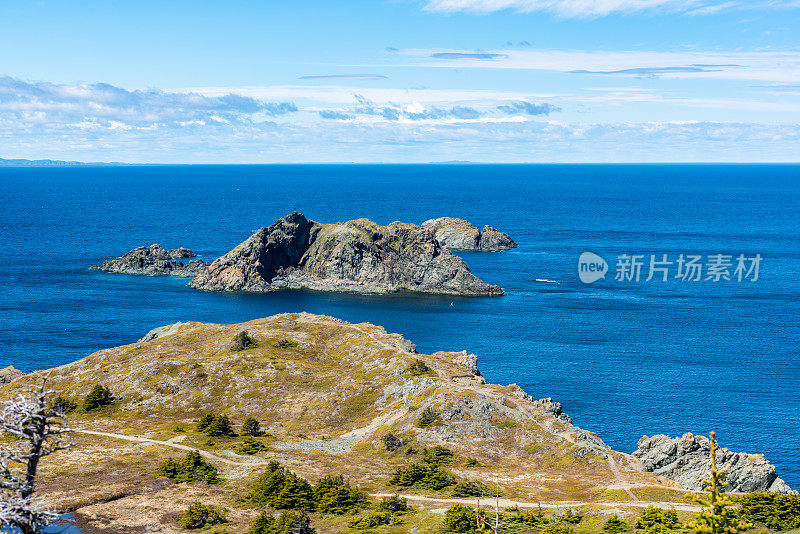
[371,493,701,513]
[608,454,640,501]
[75,429,266,466]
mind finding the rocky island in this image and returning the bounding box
[189,212,503,295]
[0,313,794,534]
[92,244,205,277]
[422,217,517,251]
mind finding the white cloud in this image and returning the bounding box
[397,48,800,83]
[424,0,800,17]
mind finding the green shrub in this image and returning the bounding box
[236,437,267,455]
[313,474,365,514]
[561,509,583,524]
[442,504,478,533]
[416,407,440,428]
[635,507,680,534]
[197,413,235,437]
[543,524,575,534]
[378,495,408,513]
[603,515,630,534]
[231,330,258,351]
[464,457,480,467]
[502,510,552,530]
[381,432,405,452]
[157,450,220,484]
[406,359,433,377]
[52,396,77,414]
[737,492,800,531]
[349,511,394,529]
[388,461,455,491]
[272,338,298,349]
[451,479,491,498]
[421,445,454,467]
[242,417,263,437]
[179,502,227,529]
[82,384,114,411]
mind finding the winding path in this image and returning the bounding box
[75,429,699,512]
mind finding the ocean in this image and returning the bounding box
[0,164,798,486]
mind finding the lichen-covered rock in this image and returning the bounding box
[421,217,517,251]
[189,212,503,295]
[92,244,204,277]
[633,433,795,494]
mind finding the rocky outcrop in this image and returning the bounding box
[189,212,503,295]
[92,244,205,277]
[633,433,795,494]
[0,366,23,384]
[421,217,517,251]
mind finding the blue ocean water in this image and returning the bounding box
[0,164,798,487]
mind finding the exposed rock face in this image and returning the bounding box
[92,244,205,277]
[0,366,23,384]
[633,433,795,494]
[189,212,503,295]
[138,322,185,342]
[421,217,517,251]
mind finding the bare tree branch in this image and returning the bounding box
[0,377,74,534]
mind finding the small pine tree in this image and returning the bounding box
[442,504,478,533]
[157,450,220,484]
[231,330,258,351]
[52,396,77,414]
[416,406,440,428]
[604,515,631,534]
[242,417,263,437]
[197,413,216,432]
[406,359,433,376]
[82,384,114,411]
[378,494,408,513]
[249,511,276,534]
[686,431,752,534]
[272,511,315,534]
[179,502,227,529]
[381,432,405,452]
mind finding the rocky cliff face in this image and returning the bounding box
[189,212,503,295]
[92,244,205,277]
[633,433,794,494]
[421,217,517,251]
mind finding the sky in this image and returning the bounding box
[0,0,799,163]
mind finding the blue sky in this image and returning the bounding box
[1,0,799,162]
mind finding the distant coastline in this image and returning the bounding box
[0,157,129,167]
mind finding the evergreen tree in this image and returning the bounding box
[242,417,263,437]
[686,432,752,534]
[442,504,478,534]
[249,511,276,534]
[82,384,114,411]
[603,515,631,534]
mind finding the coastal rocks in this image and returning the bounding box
[92,244,205,277]
[421,217,517,251]
[189,212,504,296]
[138,322,185,343]
[0,366,22,383]
[533,397,573,424]
[633,433,795,494]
